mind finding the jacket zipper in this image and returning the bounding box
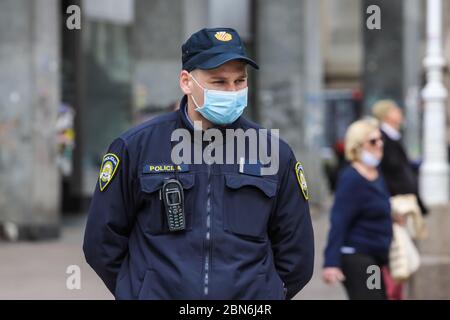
[203,161,212,296]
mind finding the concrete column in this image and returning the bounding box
[132,0,185,115]
[182,0,209,41]
[0,0,60,239]
[362,0,404,112]
[403,0,423,160]
[321,0,362,88]
[255,0,327,204]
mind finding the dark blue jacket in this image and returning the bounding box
[83,96,314,300]
[324,165,392,268]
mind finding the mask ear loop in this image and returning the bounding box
[189,73,205,90]
[191,95,202,110]
[189,73,205,110]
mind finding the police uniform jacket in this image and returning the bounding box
[83,96,314,300]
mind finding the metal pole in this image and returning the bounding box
[420,0,449,205]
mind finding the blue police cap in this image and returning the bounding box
[182,27,259,72]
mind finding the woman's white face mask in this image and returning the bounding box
[360,150,381,168]
[359,133,383,167]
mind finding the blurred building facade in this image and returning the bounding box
[0,0,449,243]
[63,0,329,217]
[0,0,61,239]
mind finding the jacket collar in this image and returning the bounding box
[381,122,401,141]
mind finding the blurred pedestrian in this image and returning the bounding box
[372,100,428,216]
[322,118,393,300]
[372,99,428,299]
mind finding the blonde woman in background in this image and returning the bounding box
[322,118,393,300]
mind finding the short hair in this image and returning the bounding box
[344,117,380,162]
[372,99,399,121]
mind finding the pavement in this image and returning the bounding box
[0,215,113,300]
[294,210,347,300]
[294,207,346,300]
[0,208,345,300]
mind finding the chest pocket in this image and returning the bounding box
[223,174,277,241]
[138,174,196,235]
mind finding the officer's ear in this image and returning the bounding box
[180,70,192,95]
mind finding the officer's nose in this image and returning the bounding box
[225,82,239,92]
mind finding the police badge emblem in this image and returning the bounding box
[99,153,120,191]
[295,161,309,201]
[214,31,233,42]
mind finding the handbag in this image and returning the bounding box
[389,223,421,282]
[390,194,428,240]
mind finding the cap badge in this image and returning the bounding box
[214,31,232,42]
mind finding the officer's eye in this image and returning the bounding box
[212,80,225,84]
[235,79,246,84]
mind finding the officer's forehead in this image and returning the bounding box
[194,61,247,78]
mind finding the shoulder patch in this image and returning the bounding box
[295,161,309,201]
[99,153,120,191]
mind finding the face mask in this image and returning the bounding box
[190,73,248,125]
[360,150,381,168]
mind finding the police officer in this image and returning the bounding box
[83,27,314,300]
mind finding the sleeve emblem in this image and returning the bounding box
[99,153,120,191]
[295,161,309,201]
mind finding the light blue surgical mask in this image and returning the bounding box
[360,150,381,168]
[190,73,248,125]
